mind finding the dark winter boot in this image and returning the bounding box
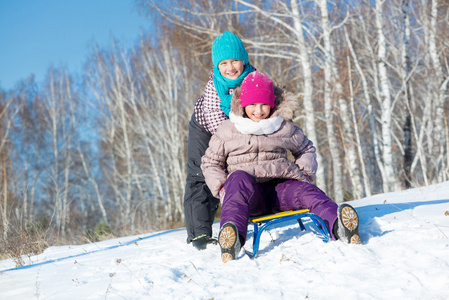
[218,222,241,263]
[191,234,218,250]
[335,204,361,244]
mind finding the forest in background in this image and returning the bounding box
[1,0,448,266]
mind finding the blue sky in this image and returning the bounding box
[0,0,152,91]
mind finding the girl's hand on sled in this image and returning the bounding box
[304,174,312,184]
[219,186,226,202]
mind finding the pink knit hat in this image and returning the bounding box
[240,71,275,108]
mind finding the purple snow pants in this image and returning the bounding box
[220,170,339,245]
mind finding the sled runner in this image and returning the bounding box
[247,209,330,257]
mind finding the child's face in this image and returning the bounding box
[218,59,245,79]
[244,103,271,122]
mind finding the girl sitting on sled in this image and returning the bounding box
[201,71,360,263]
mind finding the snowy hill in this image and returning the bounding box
[1,181,449,299]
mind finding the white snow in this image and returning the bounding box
[1,181,449,299]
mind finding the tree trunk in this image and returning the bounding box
[290,0,327,192]
[344,28,371,197]
[375,0,401,192]
[317,0,343,202]
[429,0,449,183]
[401,0,413,188]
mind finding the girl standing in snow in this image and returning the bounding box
[201,71,360,263]
[184,31,255,249]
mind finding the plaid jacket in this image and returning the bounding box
[194,72,231,134]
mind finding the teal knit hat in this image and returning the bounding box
[212,31,249,67]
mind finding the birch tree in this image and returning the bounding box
[374,0,402,192]
[136,39,190,224]
[40,67,80,236]
[343,46,371,197]
[0,91,21,242]
[86,44,136,231]
[289,0,326,191]
[315,0,345,201]
[85,34,191,232]
[427,0,449,182]
[401,0,414,188]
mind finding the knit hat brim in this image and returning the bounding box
[212,31,249,67]
[240,89,275,108]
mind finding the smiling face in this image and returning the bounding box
[244,103,271,122]
[218,59,245,79]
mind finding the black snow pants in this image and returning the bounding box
[184,114,220,243]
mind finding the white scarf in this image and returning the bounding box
[229,112,284,135]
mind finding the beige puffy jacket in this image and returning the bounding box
[201,85,317,198]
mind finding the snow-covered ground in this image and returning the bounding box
[1,181,449,299]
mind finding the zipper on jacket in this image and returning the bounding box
[256,136,260,166]
[248,136,257,177]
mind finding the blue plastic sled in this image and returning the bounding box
[247,209,330,257]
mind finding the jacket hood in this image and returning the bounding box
[230,85,298,121]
